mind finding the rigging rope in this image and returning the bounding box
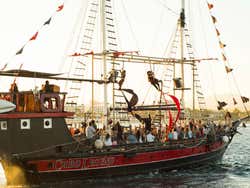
[155,0,179,16]
[206,0,249,115]
[120,0,141,51]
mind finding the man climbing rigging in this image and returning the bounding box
[147,70,162,91]
[107,69,118,83]
[118,69,126,89]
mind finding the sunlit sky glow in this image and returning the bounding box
[0,0,249,110]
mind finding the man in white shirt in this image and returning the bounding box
[86,121,96,139]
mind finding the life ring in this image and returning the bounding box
[40,93,61,112]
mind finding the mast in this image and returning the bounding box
[180,0,185,105]
[91,53,94,120]
[100,0,108,129]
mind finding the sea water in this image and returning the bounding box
[2,125,250,188]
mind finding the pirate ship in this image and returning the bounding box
[0,0,249,185]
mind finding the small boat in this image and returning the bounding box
[0,0,249,185]
[0,99,16,113]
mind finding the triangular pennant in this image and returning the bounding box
[241,96,249,103]
[216,28,220,36]
[219,41,226,48]
[217,101,227,110]
[225,66,233,73]
[207,3,214,10]
[16,46,24,55]
[30,31,38,41]
[44,17,52,25]
[222,53,227,61]
[211,15,217,23]
[233,98,237,105]
[57,4,64,12]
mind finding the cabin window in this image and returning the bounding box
[44,118,52,129]
[21,119,30,129]
[0,121,7,130]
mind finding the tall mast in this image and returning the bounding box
[180,0,185,105]
[100,0,108,129]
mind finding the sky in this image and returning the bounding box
[0,0,249,110]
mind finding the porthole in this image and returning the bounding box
[0,121,7,130]
[21,119,30,129]
[44,118,52,129]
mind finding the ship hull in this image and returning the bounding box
[21,140,228,184]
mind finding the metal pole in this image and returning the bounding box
[100,0,108,129]
[180,0,185,105]
[192,62,195,118]
[91,53,94,120]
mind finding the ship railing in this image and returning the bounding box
[0,91,67,113]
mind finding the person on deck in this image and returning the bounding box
[86,120,96,139]
[9,82,19,105]
[104,133,112,146]
[146,130,155,142]
[44,80,52,93]
[147,70,162,91]
[224,111,232,127]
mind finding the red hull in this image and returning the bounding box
[26,141,226,178]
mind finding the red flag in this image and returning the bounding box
[57,4,64,12]
[30,31,38,41]
[168,94,181,123]
[207,3,214,10]
[70,52,82,56]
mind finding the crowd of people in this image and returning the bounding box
[69,116,232,148]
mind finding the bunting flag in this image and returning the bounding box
[207,3,214,10]
[233,98,237,105]
[211,15,217,23]
[70,52,82,56]
[225,66,233,73]
[44,17,52,25]
[70,51,94,56]
[217,101,227,110]
[222,53,227,61]
[57,4,64,12]
[241,96,249,103]
[30,31,39,41]
[216,28,220,36]
[16,46,24,55]
[219,41,226,48]
[1,2,65,71]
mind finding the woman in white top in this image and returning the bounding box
[104,133,112,146]
[173,128,178,140]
